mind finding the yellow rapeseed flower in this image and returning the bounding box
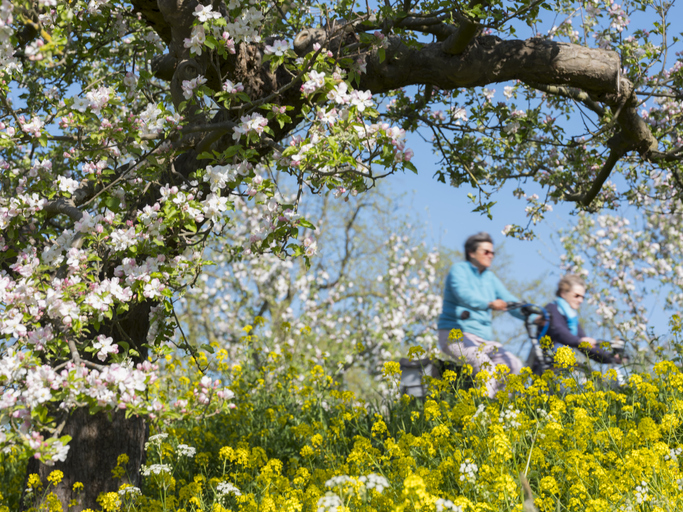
[540,476,559,495]
[300,444,315,457]
[382,361,402,379]
[540,335,553,349]
[554,346,576,368]
[448,328,463,341]
[47,470,64,486]
[97,492,121,512]
[27,473,42,490]
[424,400,441,421]
[407,345,426,360]
[371,417,388,437]
[44,493,63,512]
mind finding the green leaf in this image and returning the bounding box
[403,161,418,174]
[104,196,120,211]
[299,219,316,229]
[201,343,215,354]
[223,145,241,158]
[184,219,197,233]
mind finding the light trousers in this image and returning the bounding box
[438,329,523,398]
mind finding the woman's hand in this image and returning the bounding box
[579,336,597,348]
[489,299,508,311]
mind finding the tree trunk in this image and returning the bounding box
[22,302,153,511]
[23,408,148,511]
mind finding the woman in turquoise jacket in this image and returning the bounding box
[437,232,525,397]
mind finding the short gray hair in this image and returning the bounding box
[464,232,493,262]
[556,274,585,297]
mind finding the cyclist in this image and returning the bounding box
[544,274,618,364]
[437,232,525,397]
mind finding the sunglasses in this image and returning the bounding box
[479,249,495,256]
[573,293,585,299]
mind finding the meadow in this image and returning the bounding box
[3,320,683,512]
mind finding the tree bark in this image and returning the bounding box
[23,410,147,511]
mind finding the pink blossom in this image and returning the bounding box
[20,117,43,137]
[350,90,373,112]
[193,3,221,22]
[85,86,114,113]
[264,39,289,56]
[303,237,317,256]
[93,335,119,362]
[223,79,244,94]
[184,25,206,55]
[181,75,207,100]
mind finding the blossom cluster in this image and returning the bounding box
[178,196,444,395]
[0,349,157,462]
[0,0,19,75]
[559,176,683,345]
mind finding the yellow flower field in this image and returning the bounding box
[4,327,683,512]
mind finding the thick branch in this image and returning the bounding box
[394,16,455,41]
[359,36,621,95]
[43,198,83,222]
[649,146,683,162]
[356,34,658,194]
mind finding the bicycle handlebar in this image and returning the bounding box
[506,301,548,317]
[505,302,550,339]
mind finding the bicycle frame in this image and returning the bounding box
[506,302,554,375]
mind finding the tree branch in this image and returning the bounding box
[394,16,454,41]
[441,16,480,55]
[43,198,83,222]
[528,81,606,117]
[649,146,683,162]
[66,338,83,365]
[563,142,627,206]
[359,36,621,96]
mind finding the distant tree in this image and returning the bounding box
[177,187,453,398]
[559,192,683,358]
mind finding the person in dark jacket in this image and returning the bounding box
[545,274,617,364]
